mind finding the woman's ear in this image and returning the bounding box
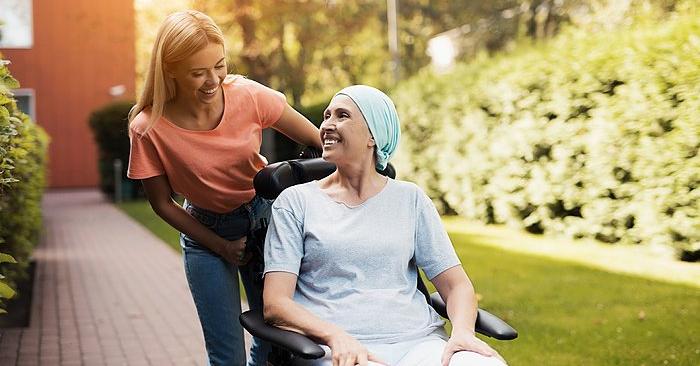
[163,63,176,79]
[367,136,376,147]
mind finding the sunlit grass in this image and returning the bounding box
[442,216,700,288]
[445,231,700,365]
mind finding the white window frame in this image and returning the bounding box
[13,88,36,121]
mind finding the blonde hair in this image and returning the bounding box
[129,10,225,134]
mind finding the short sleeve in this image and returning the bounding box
[264,189,305,276]
[249,80,287,128]
[127,130,165,179]
[414,189,461,280]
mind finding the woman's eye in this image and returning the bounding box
[340,112,349,118]
[215,65,225,69]
[323,113,330,120]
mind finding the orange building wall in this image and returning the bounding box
[1,0,135,188]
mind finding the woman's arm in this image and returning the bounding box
[141,175,248,265]
[271,104,322,149]
[432,266,478,335]
[432,266,498,366]
[263,272,385,366]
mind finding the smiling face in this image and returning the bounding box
[320,94,376,167]
[167,42,227,106]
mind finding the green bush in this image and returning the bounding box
[0,57,49,311]
[88,101,139,199]
[393,12,699,259]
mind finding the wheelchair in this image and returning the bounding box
[240,158,518,365]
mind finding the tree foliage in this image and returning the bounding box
[392,7,699,258]
[136,0,690,104]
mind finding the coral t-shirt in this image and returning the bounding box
[127,76,286,213]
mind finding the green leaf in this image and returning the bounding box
[0,281,16,299]
[0,178,19,185]
[2,75,20,89]
[0,253,17,264]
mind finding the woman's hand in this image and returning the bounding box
[326,329,386,366]
[441,331,498,366]
[218,237,251,266]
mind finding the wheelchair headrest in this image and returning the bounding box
[254,158,396,200]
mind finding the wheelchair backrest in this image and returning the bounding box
[254,158,395,200]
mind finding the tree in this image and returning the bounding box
[194,0,383,107]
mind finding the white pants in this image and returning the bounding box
[309,331,507,366]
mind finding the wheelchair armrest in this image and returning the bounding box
[240,309,325,359]
[429,292,518,340]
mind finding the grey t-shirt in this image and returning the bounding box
[263,178,461,343]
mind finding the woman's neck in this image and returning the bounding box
[320,162,387,204]
[166,90,224,130]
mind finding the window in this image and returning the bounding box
[0,0,34,49]
[13,88,35,121]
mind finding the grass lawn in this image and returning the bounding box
[117,200,181,251]
[446,231,699,365]
[117,200,700,365]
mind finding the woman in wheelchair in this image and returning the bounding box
[261,85,507,366]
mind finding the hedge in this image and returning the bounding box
[0,57,49,311]
[88,101,139,199]
[392,12,699,259]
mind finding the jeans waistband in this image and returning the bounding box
[184,200,253,221]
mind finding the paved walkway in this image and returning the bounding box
[0,190,250,365]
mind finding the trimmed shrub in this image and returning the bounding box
[88,101,139,199]
[0,57,49,311]
[393,12,699,259]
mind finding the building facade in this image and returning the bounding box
[1,0,135,187]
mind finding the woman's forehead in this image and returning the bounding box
[182,43,225,68]
[328,94,359,112]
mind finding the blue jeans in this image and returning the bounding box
[180,196,271,366]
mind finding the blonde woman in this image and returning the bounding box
[127,10,321,366]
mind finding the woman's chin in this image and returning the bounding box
[321,150,334,162]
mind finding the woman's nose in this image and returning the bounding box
[320,120,336,132]
[206,69,218,83]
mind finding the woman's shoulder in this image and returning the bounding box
[223,74,263,91]
[270,182,318,223]
[386,179,433,208]
[389,179,424,196]
[276,181,317,201]
[129,109,153,136]
[223,75,285,100]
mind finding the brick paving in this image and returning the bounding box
[0,190,251,365]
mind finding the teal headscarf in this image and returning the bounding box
[334,85,401,170]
